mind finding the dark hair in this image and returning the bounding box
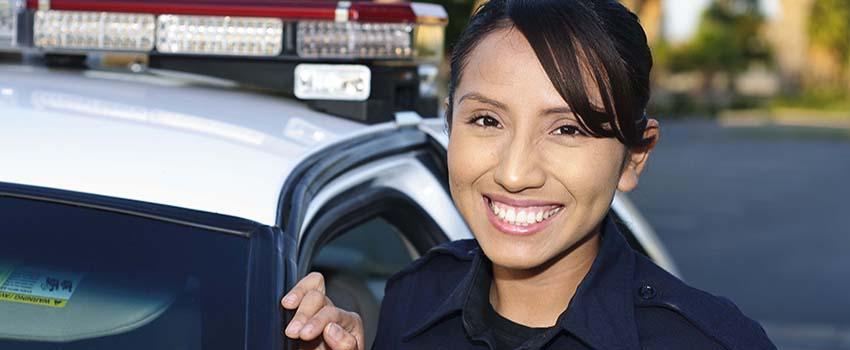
[446,0,653,148]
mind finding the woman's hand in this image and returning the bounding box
[282,272,365,350]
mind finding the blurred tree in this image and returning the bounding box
[418,0,476,53]
[666,0,771,111]
[808,0,850,93]
[620,0,663,44]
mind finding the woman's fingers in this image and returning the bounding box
[301,304,361,340]
[306,306,363,350]
[330,309,364,348]
[323,322,360,350]
[281,271,363,349]
[285,290,332,338]
[282,272,326,310]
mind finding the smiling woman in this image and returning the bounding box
[282,1,777,349]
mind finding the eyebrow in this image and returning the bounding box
[458,92,575,117]
[542,106,574,116]
[457,92,509,112]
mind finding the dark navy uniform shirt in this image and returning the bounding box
[372,215,777,350]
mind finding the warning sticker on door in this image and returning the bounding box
[0,262,84,308]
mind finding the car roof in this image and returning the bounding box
[0,63,373,225]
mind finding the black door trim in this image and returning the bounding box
[0,182,260,237]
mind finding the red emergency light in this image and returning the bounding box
[24,0,418,23]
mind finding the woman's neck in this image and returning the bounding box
[488,229,601,328]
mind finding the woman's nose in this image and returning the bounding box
[493,136,546,193]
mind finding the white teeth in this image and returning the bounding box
[525,211,535,225]
[488,198,562,226]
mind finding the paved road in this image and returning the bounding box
[629,120,850,349]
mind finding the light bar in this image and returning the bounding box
[297,21,413,59]
[0,0,16,48]
[33,10,155,51]
[20,1,446,61]
[156,15,282,56]
[294,64,370,101]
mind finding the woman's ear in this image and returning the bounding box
[617,118,660,192]
[443,97,452,135]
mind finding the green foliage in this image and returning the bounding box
[809,0,850,68]
[771,88,850,111]
[667,0,770,73]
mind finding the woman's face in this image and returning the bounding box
[447,28,657,270]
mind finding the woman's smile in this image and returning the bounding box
[483,194,565,236]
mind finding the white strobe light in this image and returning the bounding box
[33,10,155,51]
[156,15,283,57]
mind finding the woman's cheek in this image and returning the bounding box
[544,141,622,204]
[447,132,478,202]
[448,131,499,211]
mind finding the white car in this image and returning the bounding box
[0,1,677,349]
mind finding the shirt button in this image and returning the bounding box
[638,284,657,300]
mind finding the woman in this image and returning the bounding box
[281,0,777,349]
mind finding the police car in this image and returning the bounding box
[0,1,678,349]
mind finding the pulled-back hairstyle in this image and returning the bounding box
[447,0,653,148]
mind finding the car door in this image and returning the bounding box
[275,123,465,349]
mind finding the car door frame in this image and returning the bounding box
[276,124,473,270]
[276,123,471,350]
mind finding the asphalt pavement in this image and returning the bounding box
[629,119,850,349]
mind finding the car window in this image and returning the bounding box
[312,217,414,302]
[0,195,252,350]
[310,217,417,350]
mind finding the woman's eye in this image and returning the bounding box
[553,125,584,136]
[472,115,501,128]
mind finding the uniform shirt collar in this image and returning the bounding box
[403,214,641,349]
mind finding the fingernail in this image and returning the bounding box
[328,323,343,340]
[285,321,302,335]
[282,294,297,306]
[301,324,315,336]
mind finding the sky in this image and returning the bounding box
[664,0,781,42]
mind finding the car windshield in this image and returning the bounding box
[0,194,251,349]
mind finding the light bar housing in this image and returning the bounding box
[17,0,446,61]
[15,0,447,121]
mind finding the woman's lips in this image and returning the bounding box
[482,195,564,236]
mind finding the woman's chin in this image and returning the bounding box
[481,244,551,271]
